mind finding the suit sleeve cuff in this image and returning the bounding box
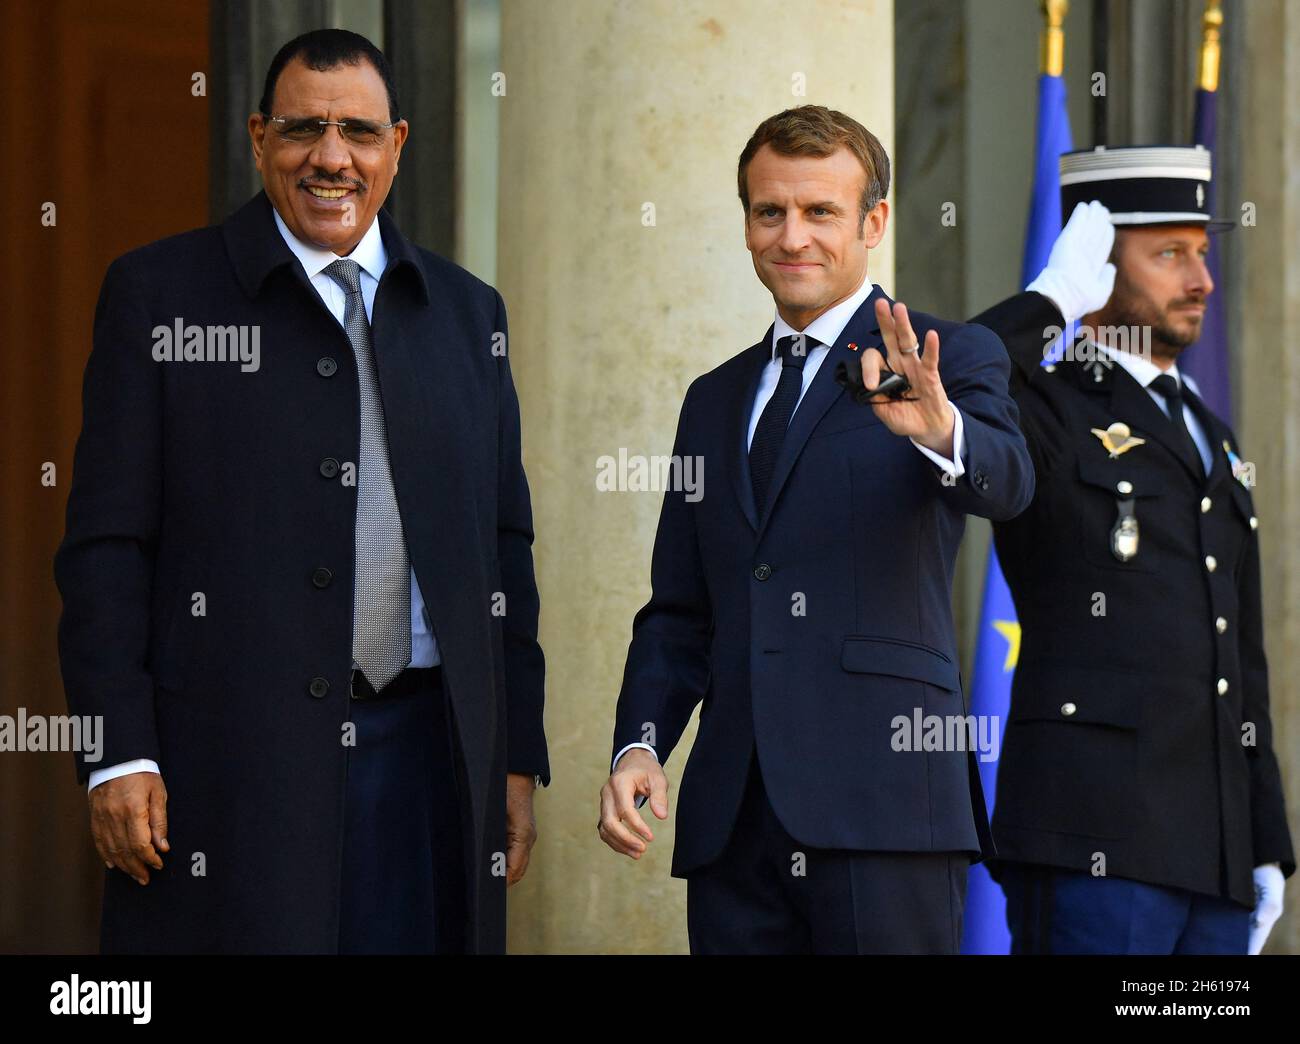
[909,401,966,477]
[88,758,161,792]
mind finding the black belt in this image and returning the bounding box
[350,665,441,701]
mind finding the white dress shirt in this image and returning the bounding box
[614,275,967,773]
[87,208,439,791]
[1097,342,1213,473]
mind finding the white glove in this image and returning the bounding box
[1026,200,1117,323]
[1248,862,1285,955]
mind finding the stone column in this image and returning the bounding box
[1227,0,1300,955]
[495,0,894,953]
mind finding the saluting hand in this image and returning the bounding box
[861,298,955,458]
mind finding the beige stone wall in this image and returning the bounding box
[495,0,894,953]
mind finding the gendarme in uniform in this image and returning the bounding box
[973,145,1294,953]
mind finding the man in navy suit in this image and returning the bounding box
[598,105,1034,953]
[55,29,547,953]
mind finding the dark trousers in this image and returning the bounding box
[1000,863,1250,955]
[686,749,968,954]
[338,667,466,954]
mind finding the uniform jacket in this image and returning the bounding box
[973,290,1295,907]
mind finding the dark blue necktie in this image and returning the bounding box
[1150,373,1203,475]
[750,334,818,513]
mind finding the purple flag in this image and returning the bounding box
[1184,87,1232,421]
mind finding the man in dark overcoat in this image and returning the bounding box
[55,28,549,953]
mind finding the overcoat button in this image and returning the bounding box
[317,356,338,377]
[319,457,340,479]
[753,564,772,581]
[1201,497,1212,513]
[312,567,333,588]
[308,677,330,698]
[1215,617,1227,634]
[1061,702,1077,716]
[1205,555,1217,572]
[1217,677,1229,696]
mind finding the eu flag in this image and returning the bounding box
[959,70,1072,955]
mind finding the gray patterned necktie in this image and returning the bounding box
[324,258,411,691]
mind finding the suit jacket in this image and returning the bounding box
[973,291,1295,907]
[611,286,1035,878]
[54,190,548,953]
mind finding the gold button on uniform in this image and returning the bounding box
[1217,678,1229,696]
[1201,497,1212,513]
[1205,555,1217,572]
[1061,702,1077,716]
[1216,617,1228,634]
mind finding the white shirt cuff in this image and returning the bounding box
[612,742,658,774]
[88,759,161,792]
[909,401,966,477]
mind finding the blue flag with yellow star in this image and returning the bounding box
[960,70,1071,955]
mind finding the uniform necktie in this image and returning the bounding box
[1150,373,1203,475]
[750,334,818,513]
[324,259,411,692]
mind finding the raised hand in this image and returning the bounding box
[861,298,955,458]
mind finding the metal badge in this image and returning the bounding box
[1111,496,1139,561]
[1086,357,1112,383]
[1223,439,1251,488]
[1091,421,1146,459]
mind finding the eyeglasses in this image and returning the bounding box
[265,114,397,148]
